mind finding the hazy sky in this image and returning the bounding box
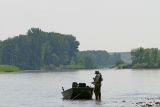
[0,0,160,52]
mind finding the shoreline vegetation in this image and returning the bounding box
[0,28,160,70]
[115,47,160,69]
[0,65,21,72]
[0,28,121,70]
[116,63,160,69]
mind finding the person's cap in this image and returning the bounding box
[95,71,99,74]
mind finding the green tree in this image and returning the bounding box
[0,28,79,70]
[131,47,160,68]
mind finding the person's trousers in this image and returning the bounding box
[94,83,101,100]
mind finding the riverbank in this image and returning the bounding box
[115,63,160,69]
[136,100,160,107]
[0,65,21,72]
[41,64,98,70]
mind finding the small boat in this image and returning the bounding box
[61,82,94,100]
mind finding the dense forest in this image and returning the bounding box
[0,28,122,70]
[0,28,79,69]
[119,52,131,63]
[130,47,160,68]
[71,51,121,69]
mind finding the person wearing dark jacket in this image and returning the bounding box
[92,71,103,100]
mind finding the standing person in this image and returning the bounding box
[92,71,103,100]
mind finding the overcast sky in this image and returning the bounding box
[0,0,160,52]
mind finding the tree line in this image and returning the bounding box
[131,47,160,68]
[0,28,79,69]
[0,28,122,70]
[70,51,121,69]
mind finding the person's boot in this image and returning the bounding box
[99,94,101,101]
[96,96,98,100]
[99,96,101,101]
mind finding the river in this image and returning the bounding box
[0,69,160,107]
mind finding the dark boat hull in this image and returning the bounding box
[62,87,94,99]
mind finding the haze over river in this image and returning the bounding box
[0,69,160,107]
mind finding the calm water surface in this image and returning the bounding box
[0,69,160,107]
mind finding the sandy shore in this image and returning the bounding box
[135,100,160,107]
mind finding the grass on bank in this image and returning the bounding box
[0,65,21,72]
[64,64,86,69]
[42,64,98,70]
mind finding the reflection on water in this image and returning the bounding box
[0,69,160,107]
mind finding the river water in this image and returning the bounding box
[0,69,160,107]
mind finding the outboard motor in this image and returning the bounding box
[78,83,86,87]
[72,82,78,88]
